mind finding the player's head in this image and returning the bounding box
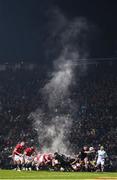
[89,147,94,152]
[21,141,25,146]
[100,146,104,150]
[54,152,59,158]
[83,146,88,151]
[31,146,35,150]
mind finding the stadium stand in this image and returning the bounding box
[0,61,116,170]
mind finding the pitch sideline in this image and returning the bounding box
[0,177,117,180]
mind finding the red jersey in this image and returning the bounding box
[25,148,35,156]
[13,144,25,155]
[36,153,41,161]
[43,153,52,162]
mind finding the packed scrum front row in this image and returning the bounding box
[11,141,109,172]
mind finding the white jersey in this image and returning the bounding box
[97,150,107,160]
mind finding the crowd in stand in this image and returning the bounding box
[70,64,117,156]
[0,61,116,170]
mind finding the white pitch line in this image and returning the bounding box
[0,179,116,180]
[0,179,100,180]
[0,179,98,180]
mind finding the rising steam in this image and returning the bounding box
[29,9,90,154]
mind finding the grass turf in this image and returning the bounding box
[0,170,117,180]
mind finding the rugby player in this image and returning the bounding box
[96,146,108,172]
[12,141,25,171]
[24,146,36,171]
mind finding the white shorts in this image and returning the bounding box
[96,158,105,166]
[52,159,59,166]
[25,156,33,163]
[34,157,38,163]
[37,155,45,164]
[13,155,24,162]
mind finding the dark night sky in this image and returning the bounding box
[0,0,117,63]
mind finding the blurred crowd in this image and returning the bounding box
[0,61,117,170]
[71,63,117,155]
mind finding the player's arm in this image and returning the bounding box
[13,147,22,157]
[95,151,98,161]
[84,150,91,154]
[23,150,27,156]
[77,152,81,157]
[71,158,78,165]
[30,149,37,157]
[35,149,38,155]
[105,152,108,160]
[71,154,80,165]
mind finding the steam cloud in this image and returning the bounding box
[29,9,91,154]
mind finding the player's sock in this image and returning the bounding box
[101,165,104,172]
[13,164,17,170]
[25,163,30,170]
[19,164,22,170]
[22,164,26,170]
[17,164,21,171]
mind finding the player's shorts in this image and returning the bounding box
[13,154,24,162]
[34,157,38,164]
[96,158,105,166]
[52,159,59,166]
[38,155,45,164]
[35,154,45,164]
[25,155,33,163]
[72,163,81,171]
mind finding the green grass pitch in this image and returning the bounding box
[0,170,117,180]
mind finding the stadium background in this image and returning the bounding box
[0,0,117,173]
[0,60,116,170]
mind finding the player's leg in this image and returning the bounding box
[101,160,105,172]
[96,158,101,171]
[18,156,24,171]
[12,159,17,170]
[84,157,88,171]
[13,155,21,171]
[32,158,37,170]
[26,157,33,171]
[23,155,29,170]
